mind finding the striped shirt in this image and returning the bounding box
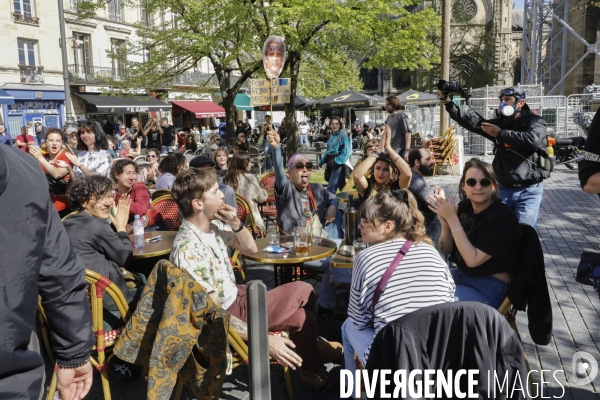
[348,238,455,361]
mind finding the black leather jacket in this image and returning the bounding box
[445,101,550,186]
[0,146,94,399]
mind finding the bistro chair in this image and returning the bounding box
[41,270,133,400]
[133,155,146,164]
[259,172,281,233]
[60,211,79,222]
[235,193,263,238]
[231,249,246,282]
[149,194,181,231]
[151,189,171,201]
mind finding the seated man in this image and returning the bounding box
[267,128,349,333]
[169,169,342,391]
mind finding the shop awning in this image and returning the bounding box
[172,100,226,118]
[75,93,171,113]
[0,89,15,105]
[215,92,253,111]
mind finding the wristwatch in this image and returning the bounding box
[232,222,245,233]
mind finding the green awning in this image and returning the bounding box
[215,92,253,111]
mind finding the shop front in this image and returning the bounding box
[73,87,171,136]
[1,84,65,139]
[171,100,226,131]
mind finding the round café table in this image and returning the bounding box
[336,189,358,202]
[332,250,354,269]
[130,231,177,259]
[240,235,338,286]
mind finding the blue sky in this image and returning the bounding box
[514,0,524,9]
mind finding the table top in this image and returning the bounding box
[332,250,354,268]
[241,236,337,264]
[336,189,359,202]
[130,231,177,259]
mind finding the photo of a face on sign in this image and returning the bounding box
[263,36,286,80]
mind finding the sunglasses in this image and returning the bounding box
[465,178,493,187]
[294,162,313,171]
[147,155,157,158]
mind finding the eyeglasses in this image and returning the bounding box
[465,178,493,187]
[69,134,77,138]
[294,162,313,171]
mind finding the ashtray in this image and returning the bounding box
[339,245,355,256]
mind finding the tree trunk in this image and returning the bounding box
[221,91,237,144]
[284,51,301,157]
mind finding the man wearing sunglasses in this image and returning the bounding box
[440,87,549,227]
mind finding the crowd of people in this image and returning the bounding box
[1,86,557,398]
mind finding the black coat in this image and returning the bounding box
[506,224,553,345]
[445,102,550,186]
[0,145,94,399]
[366,302,530,400]
[578,108,600,190]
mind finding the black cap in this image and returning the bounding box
[189,155,215,168]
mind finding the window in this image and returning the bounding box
[72,33,91,74]
[111,39,126,77]
[171,11,178,30]
[14,0,34,17]
[140,3,152,27]
[108,0,122,22]
[18,39,37,66]
[143,45,152,63]
[70,0,79,12]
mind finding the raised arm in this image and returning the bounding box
[383,126,412,189]
[268,129,288,193]
[353,134,385,196]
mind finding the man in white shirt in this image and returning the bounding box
[169,168,342,391]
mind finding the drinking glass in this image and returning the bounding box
[312,227,323,244]
[269,232,280,245]
[294,227,309,256]
[353,239,367,254]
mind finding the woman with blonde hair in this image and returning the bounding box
[342,189,455,381]
[222,151,269,232]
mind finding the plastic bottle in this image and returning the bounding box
[133,215,145,249]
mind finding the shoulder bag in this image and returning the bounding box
[371,240,413,314]
[576,252,600,289]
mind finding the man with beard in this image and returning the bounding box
[408,147,443,248]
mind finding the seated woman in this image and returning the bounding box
[428,159,521,309]
[235,132,249,152]
[140,148,161,185]
[178,134,198,154]
[342,190,455,379]
[341,138,379,192]
[222,151,268,232]
[119,138,141,159]
[156,153,186,190]
[64,176,144,315]
[111,159,151,224]
[213,147,229,177]
[352,128,412,202]
[65,121,113,178]
[30,128,76,217]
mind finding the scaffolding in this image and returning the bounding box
[521,0,600,95]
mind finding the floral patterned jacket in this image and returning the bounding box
[114,260,230,400]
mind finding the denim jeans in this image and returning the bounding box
[341,319,375,388]
[450,268,508,309]
[262,142,272,170]
[327,164,344,195]
[299,134,308,146]
[161,146,177,154]
[499,182,543,227]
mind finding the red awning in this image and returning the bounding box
[171,100,226,118]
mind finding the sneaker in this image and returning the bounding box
[317,338,343,363]
[299,368,329,391]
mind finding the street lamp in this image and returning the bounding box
[58,0,76,128]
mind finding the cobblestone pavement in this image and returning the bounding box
[59,155,600,399]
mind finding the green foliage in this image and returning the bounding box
[297,52,364,100]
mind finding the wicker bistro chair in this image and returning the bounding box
[259,172,281,233]
[149,194,181,231]
[235,193,263,238]
[151,189,171,201]
[228,327,295,400]
[40,270,136,400]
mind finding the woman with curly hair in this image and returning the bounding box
[341,190,455,381]
[352,129,411,203]
[65,121,112,178]
[156,152,186,190]
[63,176,140,311]
[222,151,268,231]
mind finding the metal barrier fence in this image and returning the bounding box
[404,90,594,157]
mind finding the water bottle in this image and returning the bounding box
[133,215,145,249]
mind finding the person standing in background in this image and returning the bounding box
[158,117,176,154]
[0,124,12,146]
[385,96,412,160]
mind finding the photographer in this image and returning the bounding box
[439,84,549,227]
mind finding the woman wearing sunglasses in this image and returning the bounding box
[141,148,161,184]
[427,159,521,308]
[352,129,412,201]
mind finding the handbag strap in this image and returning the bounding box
[371,240,413,313]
